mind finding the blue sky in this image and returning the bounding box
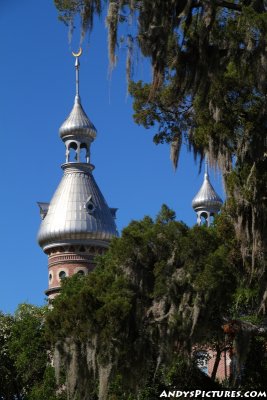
[0,1,224,313]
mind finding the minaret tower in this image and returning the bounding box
[192,159,223,226]
[37,50,118,299]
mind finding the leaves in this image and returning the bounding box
[54,0,267,280]
[45,205,244,397]
[0,304,65,400]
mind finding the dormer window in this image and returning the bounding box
[37,202,50,220]
[87,202,95,212]
[85,195,96,214]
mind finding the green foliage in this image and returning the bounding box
[27,366,66,400]
[46,262,133,351]
[0,304,64,400]
[0,312,21,400]
[1,207,266,398]
[46,205,245,397]
[9,304,48,389]
[163,355,221,390]
[156,204,176,223]
[54,0,267,286]
[240,336,267,390]
[232,286,261,317]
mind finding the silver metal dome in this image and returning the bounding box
[59,95,97,140]
[192,172,223,212]
[37,163,118,251]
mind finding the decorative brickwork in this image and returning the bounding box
[48,253,94,267]
[45,245,107,299]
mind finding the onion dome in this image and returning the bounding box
[192,161,223,226]
[37,163,118,251]
[192,171,223,212]
[192,171,223,213]
[59,94,97,141]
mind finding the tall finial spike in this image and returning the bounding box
[72,48,83,101]
[75,57,80,98]
[204,156,209,178]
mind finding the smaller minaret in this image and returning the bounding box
[60,49,96,164]
[192,159,223,226]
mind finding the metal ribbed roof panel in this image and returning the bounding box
[192,173,223,212]
[59,96,97,140]
[37,163,118,250]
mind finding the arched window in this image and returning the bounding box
[200,212,208,226]
[68,142,78,162]
[59,271,67,280]
[209,213,215,225]
[80,143,88,163]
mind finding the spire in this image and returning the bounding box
[192,158,223,226]
[37,49,118,300]
[204,156,208,178]
[73,48,81,101]
[59,49,97,164]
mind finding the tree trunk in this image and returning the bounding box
[211,347,222,381]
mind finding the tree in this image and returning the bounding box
[46,206,245,399]
[0,313,22,400]
[0,304,65,400]
[54,1,267,306]
[1,210,265,399]
[9,304,48,392]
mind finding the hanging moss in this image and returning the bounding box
[45,207,247,399]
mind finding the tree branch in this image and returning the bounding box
[215,0,242,11]
[223,319,267,337]
[192,0,242,12]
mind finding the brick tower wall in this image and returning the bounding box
[46,245,106,299]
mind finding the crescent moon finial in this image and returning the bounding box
[72,47,83,58]
[72,48,82,98]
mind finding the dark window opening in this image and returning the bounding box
[86,201,95,213]
[80,143,88,163]
[59,271,66,280]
